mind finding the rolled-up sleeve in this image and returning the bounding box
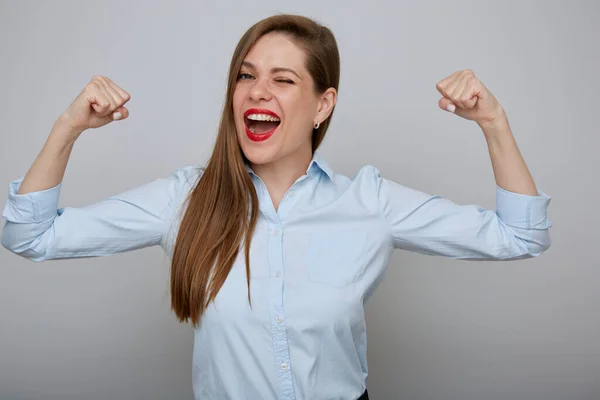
[3,179,62,224]
[1,166,201,262]
[495,185,552,230]
[375,168,552,260]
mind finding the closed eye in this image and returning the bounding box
[276,79,294,84]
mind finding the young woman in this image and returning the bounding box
[1,14,551,400]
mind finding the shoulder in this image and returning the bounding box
[332,164,384,190]
[161,165,204,246]
[318,164,386,206]
[338,164,431,205]
[150,165,204,213]
[169,165,204,193]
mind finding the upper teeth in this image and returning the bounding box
[247,113,280,122]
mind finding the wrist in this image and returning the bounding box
[477,106,507,129]
[479,111,512,142]
[482,117,518,156]
[51,115,84,145]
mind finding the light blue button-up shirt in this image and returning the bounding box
[1,151,552,399]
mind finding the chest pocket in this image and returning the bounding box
[306,230,368,287]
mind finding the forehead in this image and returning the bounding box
[244,32,306,71]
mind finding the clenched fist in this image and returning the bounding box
[436,69,505,127]
[60,76,131,133]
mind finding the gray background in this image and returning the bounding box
[1,1,598,399]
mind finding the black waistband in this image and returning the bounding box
[358,389,369,400]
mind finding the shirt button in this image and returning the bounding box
[288,190,294,198]
[272,229,280,236]
[280,363,288,370]
[275,315,282,323]
[275,271,281,278]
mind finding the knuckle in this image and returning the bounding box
[93,76,109,88]
[97,93,109,104]
[86,81,100,93]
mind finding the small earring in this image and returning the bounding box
[314,121,320,129]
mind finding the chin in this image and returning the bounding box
[241,145,280,167]
[236,136,273,166]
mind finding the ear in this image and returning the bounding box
[314,87,337,125]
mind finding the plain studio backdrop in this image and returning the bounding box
[0,1,598,399]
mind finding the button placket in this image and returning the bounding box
[267,219,295,399]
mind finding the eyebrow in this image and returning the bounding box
[241,61,302,79]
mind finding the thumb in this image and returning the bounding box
[438,97,457,114]
[111,106,129,121]
[438,97,479,121]
[92,101,110,115]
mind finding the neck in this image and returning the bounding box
[249,146,313,209]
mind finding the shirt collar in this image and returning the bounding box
[244,150,334,181]
[308,150,334,180]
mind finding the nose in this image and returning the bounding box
[248,77,272,102]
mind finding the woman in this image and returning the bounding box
[1,14,551,400]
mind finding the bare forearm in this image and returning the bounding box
[479,114,538,196]
[17,115,83,195]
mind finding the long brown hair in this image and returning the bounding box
[170,14,340,327]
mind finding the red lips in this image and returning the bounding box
[244,108,281,142]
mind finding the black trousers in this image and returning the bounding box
[358,389,369,400]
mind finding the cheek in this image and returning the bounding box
[284,96,314,131]
[281,91,309,120]
[232,88,245,119]
[231,95,245,141]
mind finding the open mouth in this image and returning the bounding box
[244,108,281,141]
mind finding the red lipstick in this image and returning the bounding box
[244,108,281,142]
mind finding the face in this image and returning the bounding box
[233,32,335,167]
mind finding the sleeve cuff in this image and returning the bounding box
[2,178,62,223]
[496,185,552,229]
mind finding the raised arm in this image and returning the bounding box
[376,174,551,260]
[17,75,130,195]
[1,165,198,261]
[1,76,200,261]
[376,70,552,260]
[435,69,538,196]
